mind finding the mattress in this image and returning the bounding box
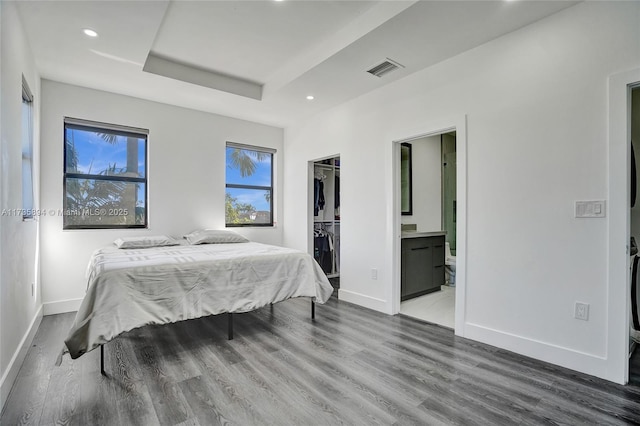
[64,241,334,359]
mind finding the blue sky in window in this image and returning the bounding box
[225,147,272,211]
[225,147,272,187]
[227,187,270,211]
[66,128,145,176]
[66,128,146,204]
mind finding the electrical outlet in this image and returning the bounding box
[371,268,378,280]
[574,302,589,321]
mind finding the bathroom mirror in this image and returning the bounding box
[401,142,412,215]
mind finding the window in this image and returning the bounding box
[63,118,148,229]
[225,142,274,226]
[22,77,34,219]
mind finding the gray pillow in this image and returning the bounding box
[184,229,249,245]
[114,235,178,249]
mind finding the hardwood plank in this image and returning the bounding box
[5,298,640,425]
[174,418,201,426]
[222,321,333,424]
[177,376,231,426]
[174,316,277,425]
[0,372,50,425]
[234,316,429,424]
[134,343,194,426]
[228,357,317,425]
[115,387,160,426]
[70,369,120,426]
[38,354,81,425]
[19,313,74,379]
[129,321,203,383]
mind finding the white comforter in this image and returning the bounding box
[64,242,334,359]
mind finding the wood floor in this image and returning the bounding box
[3,296,640,426]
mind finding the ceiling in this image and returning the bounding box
[15,0,578,128]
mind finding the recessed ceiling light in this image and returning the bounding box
[83,28,98,38]
[306,95,314,100]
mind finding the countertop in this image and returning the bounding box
[401,231,446,239]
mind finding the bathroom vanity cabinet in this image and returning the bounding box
[401,233,445,301]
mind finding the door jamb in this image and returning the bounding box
[608,68,640,385]
[390,115,467,336]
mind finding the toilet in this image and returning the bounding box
[445,242,456,286]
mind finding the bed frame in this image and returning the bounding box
[99,299,316,375]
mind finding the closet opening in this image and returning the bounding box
[310,155,340,292]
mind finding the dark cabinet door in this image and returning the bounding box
[432,239,445,288]
[404,244,433,297]
[401,236,445,301]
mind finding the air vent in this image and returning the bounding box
[367,58,404,78]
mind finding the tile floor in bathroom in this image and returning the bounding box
[400,285,455,329]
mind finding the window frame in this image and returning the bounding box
[63,117,149,230]
[225,142,275,227]
[22,76,34,220]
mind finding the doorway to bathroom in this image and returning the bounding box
[393,122,465,332]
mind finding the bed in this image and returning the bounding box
[61,232,334,373]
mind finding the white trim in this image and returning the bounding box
[464,322,610,378]
[0,305,43,412]
[21,74,33,102]
[338,289,387,313]
[226,141,277,154]
[607,67,640,385]
[43,298,82,316]
[64,116,148,136]
[389,115,468,337]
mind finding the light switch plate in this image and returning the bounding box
[575,200,606,218]
[575,302,589,321]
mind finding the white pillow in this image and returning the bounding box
[114,235,178,249]
[184,229,249,245]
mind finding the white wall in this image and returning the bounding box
[400,135,441,232]
[0,1,42,410]
[283,1,640,382]
[40,81,283,314]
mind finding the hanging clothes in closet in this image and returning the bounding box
[314,224,334,274]
[314,176,326,216]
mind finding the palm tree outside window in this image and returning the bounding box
[225,142,275,226]
[63,118,148,229]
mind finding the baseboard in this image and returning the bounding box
[43,298,82,315]
[0,304,43,412]
[338,289,388,313]
[464,322,615,382]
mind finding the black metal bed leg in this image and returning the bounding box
[311,299,315,320]
[228,312,233,340]
[100,344,105,376]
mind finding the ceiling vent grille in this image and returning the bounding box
[367,58,404,78]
